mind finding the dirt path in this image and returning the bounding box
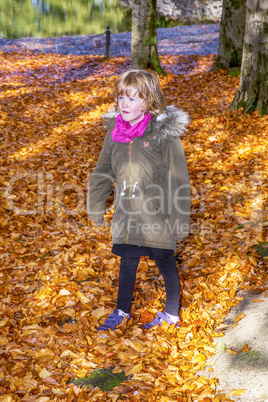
[0,24,219,57]
[199,286,268,401]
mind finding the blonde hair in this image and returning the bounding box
[113,69,166,116]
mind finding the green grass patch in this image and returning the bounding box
[228,67,241,76]
[253,242,268,258]
[69,368,128,391]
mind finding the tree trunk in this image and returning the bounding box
[229,0,268,115]
[210,0,246,71]
[131,0,166,76]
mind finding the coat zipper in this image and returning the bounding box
[126,140,133,243]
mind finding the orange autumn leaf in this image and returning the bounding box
[91,306,110,319]
[234,313,246,323]
[94,345,109,355]
[43,376,59,385]
[227,348,237,355]
[76,290,92,304]
[237,343,250,353]
[227,389,247,396]
[125,361,143,376]
[140,311,154,324]
[39,368,52,379]
[0,397,16,402]
[35,348,55,360]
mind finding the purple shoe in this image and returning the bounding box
[142,311,180,329]
[98,309,131,332]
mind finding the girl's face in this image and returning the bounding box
[118,87,146,126]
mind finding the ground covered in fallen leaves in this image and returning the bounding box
[0,52,267,401]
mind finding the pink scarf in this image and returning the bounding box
[111,113,153,143]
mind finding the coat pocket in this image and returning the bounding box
[143,186,168,221]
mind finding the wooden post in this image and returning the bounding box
[106,26,111,58]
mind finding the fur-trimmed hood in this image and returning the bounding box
[155,105,190,141]
[103,105,190,142]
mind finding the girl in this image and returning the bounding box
[87,69,191,331]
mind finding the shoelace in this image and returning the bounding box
[143,311,179,329]
[104,313,122,326]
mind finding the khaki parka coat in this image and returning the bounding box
[87,106,191,251]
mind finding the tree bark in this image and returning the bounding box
[229,0,268,115]
[131,0,166,76]
[210,0,246,71]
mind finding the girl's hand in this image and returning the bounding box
[88,219,102,227]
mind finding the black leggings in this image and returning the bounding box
[116,249,180,316]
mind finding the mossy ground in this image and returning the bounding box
[253,242,268,258]
[228,67,241,76]
[70,368,128,392]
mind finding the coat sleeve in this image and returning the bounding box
[162,136,191,239]
[87,132,115,224]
